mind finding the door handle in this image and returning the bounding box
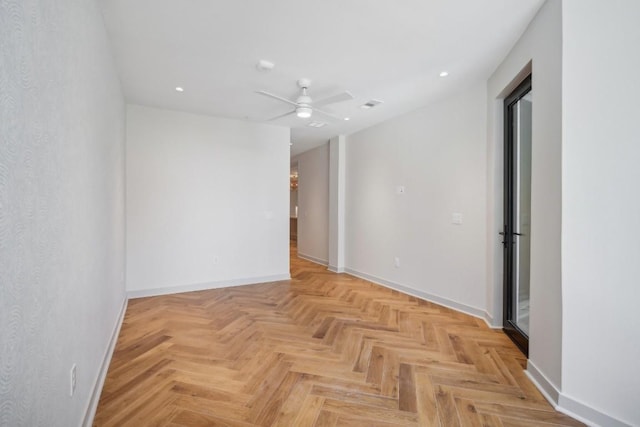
[498,231,507,247]
[498,230,525,247]
[500,231,525,236]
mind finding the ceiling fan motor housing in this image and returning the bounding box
[296,80,313,118]
[296,95,312,105]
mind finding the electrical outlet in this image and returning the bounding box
[394,257,400,268]
[70,364,77,397]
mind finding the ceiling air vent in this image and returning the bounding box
[360,99,383,109]
[307,121,327,128]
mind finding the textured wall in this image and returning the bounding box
[0,0,126,425]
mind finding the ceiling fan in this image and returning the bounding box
[256,78,353,122]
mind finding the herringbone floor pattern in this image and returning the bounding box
[94,244,582,426]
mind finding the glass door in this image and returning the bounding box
[502,76,532,355]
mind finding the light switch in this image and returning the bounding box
[452,212,463,225]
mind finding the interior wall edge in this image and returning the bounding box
[526,359,631,427]
[483,311,502,329]
[525,360,561,407]
[82,297,128,427]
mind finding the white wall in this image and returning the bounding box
[126,105,290,296]
[345,83,487,316]
[0,0,126,425]
[293,144,330,264]
[328,135,346,272]
[561,1,640,425]
[486,0,563,395]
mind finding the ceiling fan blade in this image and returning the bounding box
[255,90,298,107]
[312,107,345,121]
[267,110,296,121]
[313,91,354,107]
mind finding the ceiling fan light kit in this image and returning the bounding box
[296,106,312,118]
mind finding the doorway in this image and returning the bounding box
[502,75,532,355]
[290,163,298,243]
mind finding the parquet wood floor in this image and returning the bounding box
[94,244,582,426]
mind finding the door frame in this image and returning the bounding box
[502,75,532,356]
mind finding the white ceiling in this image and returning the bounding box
[99,0,544,157]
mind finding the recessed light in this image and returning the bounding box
[344,117,350,121]
[175,87,184,92]
[439,71,449,77]
[256,59,275,72]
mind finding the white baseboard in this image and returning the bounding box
[343,268,486,321]
[127,274,291,299]
[526,360,560,405]
[557,393,632,427]
[483,311,502,329]
[526,361,631,427]
[82,296,128,427]
[328,265,345,273]
[297,252,328,266]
